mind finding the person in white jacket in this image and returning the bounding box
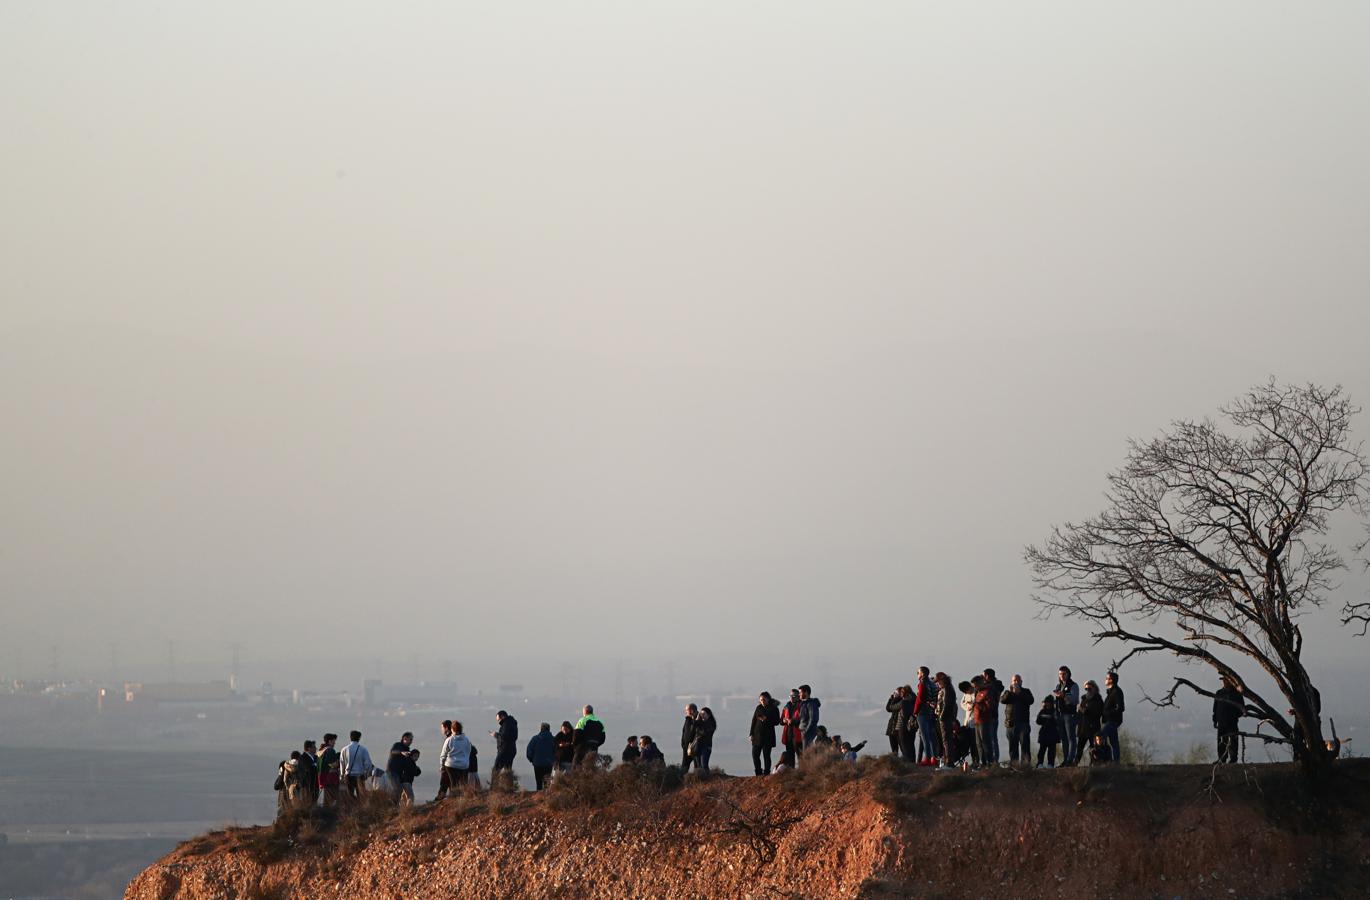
[340,730,373,799]
[440,720,472,792]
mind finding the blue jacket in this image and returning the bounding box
[800,697,821,744]
[525,730,556,768]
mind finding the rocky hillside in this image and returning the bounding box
[127,757,1370,899]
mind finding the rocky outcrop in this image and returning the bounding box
[127,759,1370,899]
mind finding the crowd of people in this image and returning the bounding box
[274,664,1271,814]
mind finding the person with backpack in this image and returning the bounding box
[573,705,605,765]
[490,711,519,777]
[1000,674,1035,765]
[680,703,700,771]
[750,691,782,775]
[318,733,341,807]
[526,722,557,790]
[914,667,940,764]
[1053,666,1081,766]
[1077,681,1105,765]
[1101,671,1125,764]
[466,742,481,789]
[554,721,576,772]
[440,721,471,791]
[935,673,960,770]
[340,731,373,799]
[1036,697,1060,767]
[275,751,304,816]
[692,707,717,772]
[387,732,415,802]
[780,689,803,761]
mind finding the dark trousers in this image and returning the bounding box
[1007,722,1031,762]
[975,723,994,766]
[1037,742,1057,767]
[345,774,364,798]
[898,728,917,761]
[533,765,552,790]
[1217,730,1239,764]
[681,750,695,772]
[434,766,452,800]
[1101,722,1121,763]
[752,744,773,775]
[887,733,901,756]
[939,720,958,765]
[493,748,516,772]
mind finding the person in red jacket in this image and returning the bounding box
[914,667,940,764]
[780,688,803,761]
[972,676,996,770]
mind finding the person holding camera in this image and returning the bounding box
[1053,666,1081,766]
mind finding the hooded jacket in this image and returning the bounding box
[495,715,519,754]
[799,696,822,744]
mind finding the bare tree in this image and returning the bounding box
[1348,525,1370,637]
[1026,381,1366,776]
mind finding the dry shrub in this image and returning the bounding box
[543,761,685,811]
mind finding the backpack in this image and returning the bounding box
[273,762,286,792]
[585,719,606,747]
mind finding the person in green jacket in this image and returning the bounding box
[573,705,606,766]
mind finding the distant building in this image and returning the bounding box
[124,681,235,704]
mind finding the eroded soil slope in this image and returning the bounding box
[127,758,1370,899]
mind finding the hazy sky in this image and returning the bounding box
[3,3,1369,693]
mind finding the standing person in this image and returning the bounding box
[433,721,454,801]
[972,676,995,769]
[276,752,304,816]
[622,736,642,763]
[466,742,481,790]
[750,691,782,775]
[914,668,940,764]
[981,669,1004,765]
[318,734,341,807]
[526,723,557,790]
[340,731,373,799]
[299,740,319,806]
[896,685,917,762]
[680,704,700,771]
[554,721,576,773]
[1214,676,1244,764]
[387,732,415,802]
[441,721,471,792]
[490,711,519,777]
[396,750,420,804]
[1036,697,1060,767]
[958,680,980,768]
[1000,675,1035,766]
[573,705,606,766]
[780,689,803,761]
[639,736,665,765]
[1101,672,1125,764]
[798,685,822,755]
[1077,681,1105,764]
[1053,666,1081,766]
[693,707,717,772]
[935,674,960,770]
[884,687,904,757]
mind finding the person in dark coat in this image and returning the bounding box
[680,703,700,772]
[490,711,518,775]
[1101,672,1125,764]
[298,740,319,806]
[884,688,904,757]
[639,736,665,765]
[525,722,557,789]
[622,736,641,763]
[1077,681,1104,764]
[1213,676,1244,764]
[693,707,718,772]
[896,685,918,762]
[1035,697,1060,767]
[554,721,576,772]
[935,673,960,770]
[751,691,782,775]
